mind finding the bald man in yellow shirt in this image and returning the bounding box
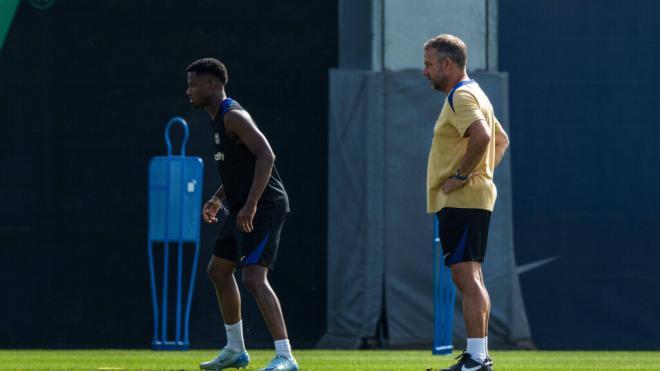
[423,34,510,371]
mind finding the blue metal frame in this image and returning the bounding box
[433,214,456,355]
[147,117,203,350]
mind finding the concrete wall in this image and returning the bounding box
[340,0,498,71]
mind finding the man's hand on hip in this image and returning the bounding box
[441,177,467,194]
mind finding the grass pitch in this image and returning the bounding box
[1,349,659,371]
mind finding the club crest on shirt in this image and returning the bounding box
[214,133,220,145]
[214,152,224,161]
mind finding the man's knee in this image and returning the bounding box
[451,264,482,293]
[241,268,268,293]
[207,259,233,284]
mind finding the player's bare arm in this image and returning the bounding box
[224,110,276,233]
[494,121,509,167]
[212,185,226,201]
[202,185,226,224]
[441,119,491,194]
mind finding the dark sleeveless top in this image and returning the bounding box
[209,98,289,214]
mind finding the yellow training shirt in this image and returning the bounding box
[426,80,499,213]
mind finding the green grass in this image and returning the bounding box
[1,350,659,370]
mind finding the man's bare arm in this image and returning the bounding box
[441,119,491,194]
[212,185,225,201]
[224,110,275,232]
[494,121,509,167]
[458,119,491,176]
[203,185,225,224]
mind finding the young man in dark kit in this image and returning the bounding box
[186,58,297,371]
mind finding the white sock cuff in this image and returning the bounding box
[274,339,293,360]
[466,337,487,363]
[225,320,242,331]
[225,320,246,352]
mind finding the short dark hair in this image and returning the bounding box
[424,34,467,69]
[186,58,228,85]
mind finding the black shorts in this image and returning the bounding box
[213,211,287,270]
[437,208,491,266]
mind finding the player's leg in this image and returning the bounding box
[242,265,288,340]
[477,266,491,356]
[207,255,241,326]
[475,210,492,359]
[451,262,488,338]
[239,212,298,371]
[242,265,297,371]
[438,208,492,371]
[200,236,250,370]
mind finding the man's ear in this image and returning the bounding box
[441,56,450,70]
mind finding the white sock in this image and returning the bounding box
[466,337,487,363]
[225,320,246,352]
[485,336,489,357]
[274,339,293,360]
